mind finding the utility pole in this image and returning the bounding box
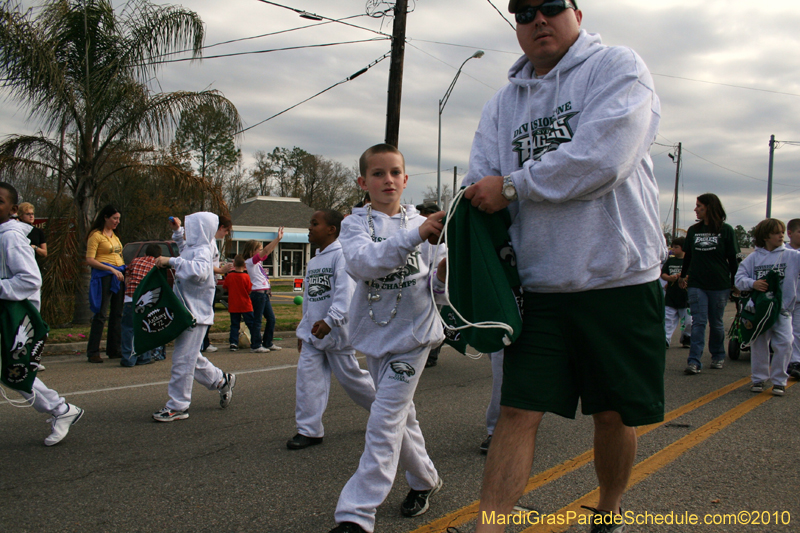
[766,134,775,218]
[384,0,408,148]
[671,142,681,239]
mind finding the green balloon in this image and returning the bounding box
[293,295,303,305]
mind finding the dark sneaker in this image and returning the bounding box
[400,477,442,517]
[328,523,367,533]
[44,403,84,446]
[710,359,724,369]
[286,433,323,450]
[684,364,701,375]
[665,340,670,348]
[750,381,764,393]
[152,407,189,422]
[219,373,236,408]
[581,506,627,533]
[479,434,492,455]
[679,332,691,347]
[772,385,785,396]
[788,362,800,380]
[230,344,239,351]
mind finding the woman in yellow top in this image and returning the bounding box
[85,205,125,364]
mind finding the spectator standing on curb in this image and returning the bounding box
[120,244,163,367]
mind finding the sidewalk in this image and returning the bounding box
[43,330,297,355]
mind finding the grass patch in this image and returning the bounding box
[48,306,303,343]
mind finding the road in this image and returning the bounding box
[1,303,798,533]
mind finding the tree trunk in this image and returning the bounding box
[71,190,95,324]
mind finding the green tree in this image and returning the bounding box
[734,224,752,249]
[0,0,240,322]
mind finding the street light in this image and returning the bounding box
[437,50,484,207]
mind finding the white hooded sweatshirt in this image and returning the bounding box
[0,220,41,310]
[168,212,218,326]
[340,206,445,357]
[464,30,665,293]
[296,239,354,352]
[735,245,800,313]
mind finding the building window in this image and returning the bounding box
[280,243,305,277]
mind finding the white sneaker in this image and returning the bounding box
[219,373,236,408]
[250,346,269,353]
[45,404,84,446]
[267,344,282,351]
[205,345,218,352]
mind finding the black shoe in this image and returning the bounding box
[400,477,442,517]
[286,433,323,450]
[425,359,437,368]
[328,523,367,533]
[230,344,239,351]
[788,362,800,380]
[479,434,492,455]
[684,364,701,375]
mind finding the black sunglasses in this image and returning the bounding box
[515,1,575,25]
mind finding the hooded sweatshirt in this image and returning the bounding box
[168,212,218,325]
[339,206,445,357]
[463,30,665,293]
[0,220,41,310]
[735,245,800,313]
[296,239,354,352]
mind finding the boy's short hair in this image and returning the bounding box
[233,254,246,268]
[753,218,786,248]
[144,244,162,258]
[0,182,19,205]
[787,218,800,232]
[218,214,233,230]
[671,237,685,248]
[318,209,344,237]
[359,143,404,178]
[18,202,34,214]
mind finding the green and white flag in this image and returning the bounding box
[0,299,48,394]
[132,268,195,356]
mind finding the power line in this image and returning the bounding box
[651,73,800,98]
[255,0,390,38]
[485,0,516,30]
[405,42,499,92]
[237,51,391,134]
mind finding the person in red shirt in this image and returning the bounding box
[223,255,259,351]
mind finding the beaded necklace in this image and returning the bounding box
[366,204,409,327]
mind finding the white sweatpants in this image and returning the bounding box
[751,314,792,386]
[334,344,439,532]
[295,343,375,438]
[485,350,503,436]
[166,326,224,412]
[791,305,800,365]
[17,378,68,416]
[665,306,692,344]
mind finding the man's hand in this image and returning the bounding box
[418,210,446,245]
[220,263,234,274]
[311,320,331,339]
[753,279,768,292]
[155,256,171,269]
[464,175,510,214]
[678,277,688,289]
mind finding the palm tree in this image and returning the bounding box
[0,0,240,322]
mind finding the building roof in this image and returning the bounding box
[230,196,315,229]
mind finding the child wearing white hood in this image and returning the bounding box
[151,212,236,422]
[0,182,84,445]
[735,218,800,396]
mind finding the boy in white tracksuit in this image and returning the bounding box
[329,144,447,533]
[735,219,800,395]
[288,210,375,450]
[151,212,236,421]
[0,182,83,446]
[785,219,800,380]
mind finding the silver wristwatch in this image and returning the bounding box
[501,175,518,201]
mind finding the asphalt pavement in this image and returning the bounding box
[2,302,799,533]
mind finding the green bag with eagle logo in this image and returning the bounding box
[0,299,48,394]
[132,267,195,356]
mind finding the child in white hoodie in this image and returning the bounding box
[0,182,84,445]
[151,212,236,422]
[735,218,800,396]
[329,144,447,533]
[287,209,375,451]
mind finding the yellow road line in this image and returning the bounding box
[520,382,792,533]
[410,377,750,533]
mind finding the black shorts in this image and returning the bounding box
[502,280,666,427]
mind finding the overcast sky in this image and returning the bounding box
[3,0,800,232]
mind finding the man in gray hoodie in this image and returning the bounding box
[463,1,665,531]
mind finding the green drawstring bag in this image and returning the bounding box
[439,191,523,355]
[739,269,782,348]
[132,268,196,356]
[0,299,48,393]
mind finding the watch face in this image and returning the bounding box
[504,185,515,198]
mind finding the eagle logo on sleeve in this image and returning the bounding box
[135,288,162,314]
[10,315,34,360]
